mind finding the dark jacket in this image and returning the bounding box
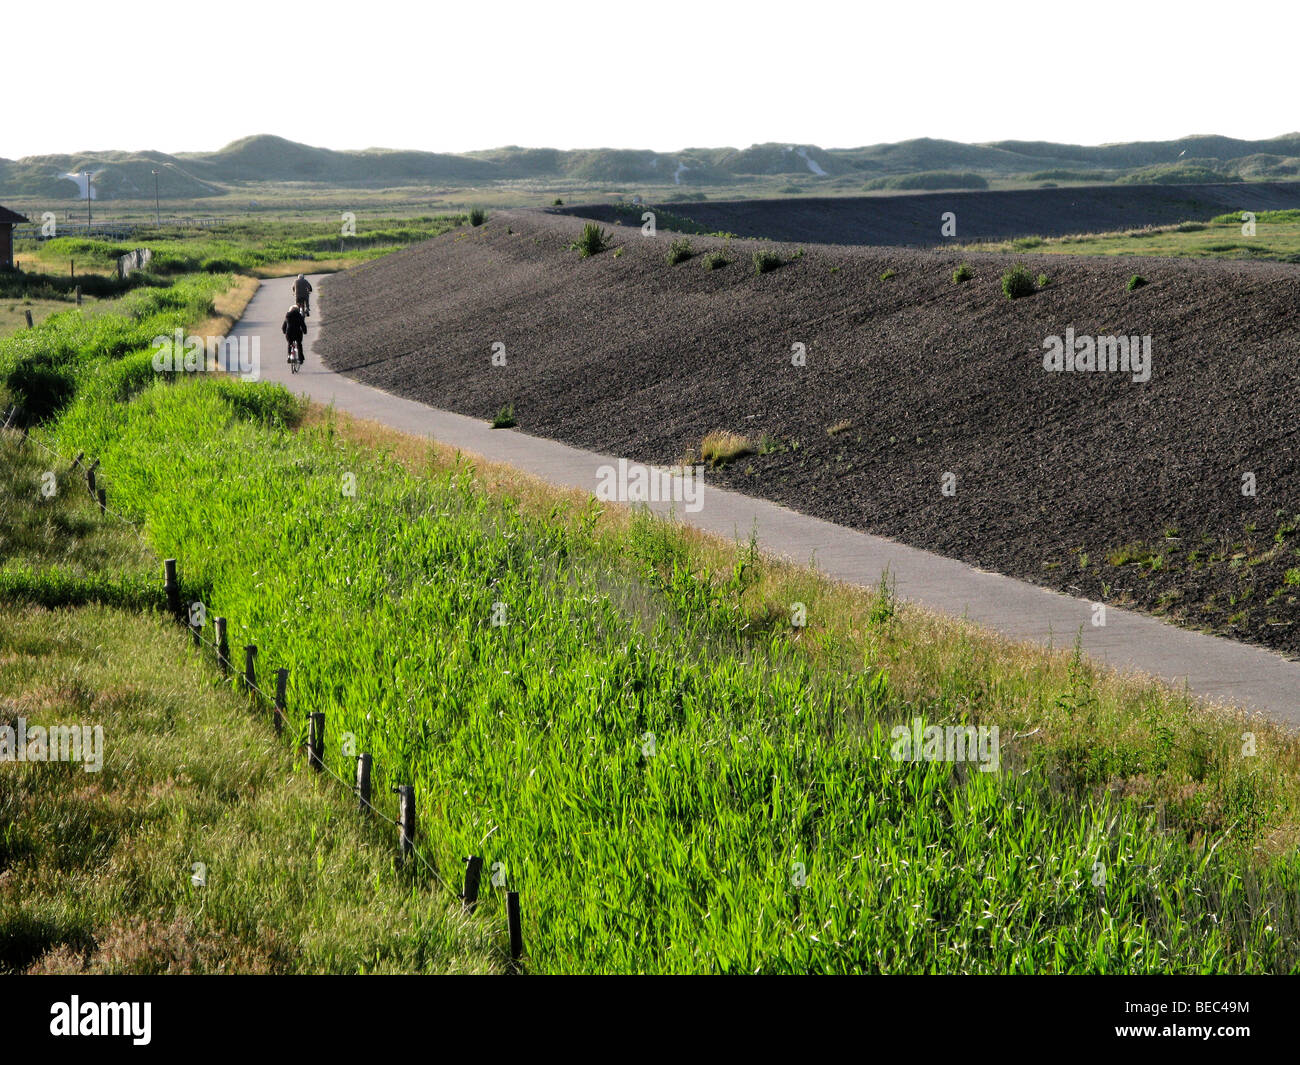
[294,277,313,300]
[282,308,306,340]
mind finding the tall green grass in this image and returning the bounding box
[0,274,231,420]
[19,216,465,277]
[38,376,1300,974]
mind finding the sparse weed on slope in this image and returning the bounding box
[1001,262,1036,299]
[666,238,694,265]
[569,222,611,258]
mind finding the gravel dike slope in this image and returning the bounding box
[318,208,1300,655]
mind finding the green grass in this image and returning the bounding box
[752,250,782,275]
[17,215,464,279]
[864,171,988,191]
[0,274,233,421]
[0,296,107,341]
[17,367,1300,973]
[0,434,497,974]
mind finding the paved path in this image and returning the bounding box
[236,275,1300,727]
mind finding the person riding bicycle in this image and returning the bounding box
[293,273,313,316]
[282,303,307,364]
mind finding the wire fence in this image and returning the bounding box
[2,408,525,970]
[13,218,222,241]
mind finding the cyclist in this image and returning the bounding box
[282,303,307,366]
[294,273,313,316]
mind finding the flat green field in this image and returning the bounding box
[14,214,464,281]
[960,209,1300,261]
[0,297,102,341]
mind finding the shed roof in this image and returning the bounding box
[0,205,29,224]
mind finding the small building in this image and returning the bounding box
[0,205,29,270]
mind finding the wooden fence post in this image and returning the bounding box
[214,616,229,676]
[24,310,32,329]
[68,451,84,473]
[163,559,182,623]
[462,856,484,914]
[392,785,415,866]
[306,712,325,772]
[85,466,96,499]
[243,645,257,695]
[356,753,372,814]
[507,892,523,966]
[96,487,106,514]
[273,668,288,736]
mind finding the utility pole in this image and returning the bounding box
[152,169,160,225]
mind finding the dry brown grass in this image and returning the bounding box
[250,259,348,279]
[700,429,756,467]
[189,274,259,340]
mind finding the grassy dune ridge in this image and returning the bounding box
[0,273,234,421]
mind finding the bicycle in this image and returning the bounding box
[296,295,310,318]
[287,339,303,373]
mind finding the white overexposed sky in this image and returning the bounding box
[5,0,1295,158]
